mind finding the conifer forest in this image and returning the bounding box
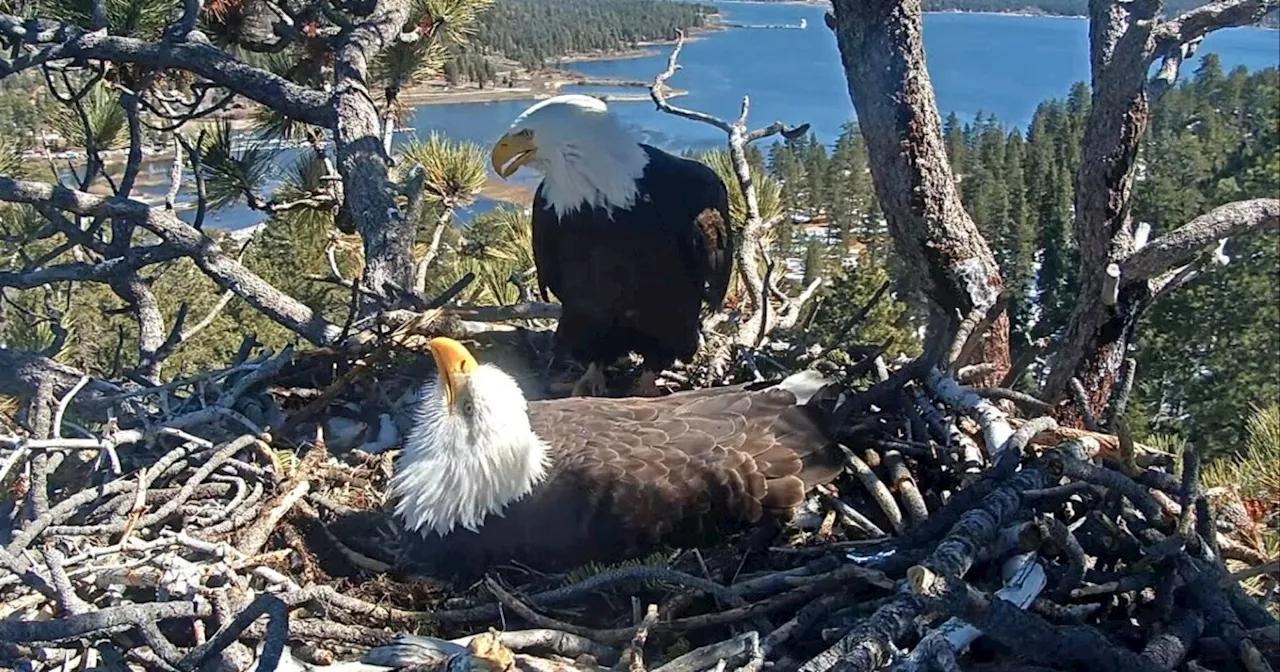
[0,0,1276,670]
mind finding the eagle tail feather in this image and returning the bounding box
[761,475,807,512]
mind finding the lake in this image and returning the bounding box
[188,1,1280,230]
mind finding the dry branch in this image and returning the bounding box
[0,341,1274,672]
[649,31,815,352]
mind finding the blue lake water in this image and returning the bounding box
[195,1,1280,229]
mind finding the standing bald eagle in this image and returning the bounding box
[378,337,846,581]
[489,95,733,397]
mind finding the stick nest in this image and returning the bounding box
[1,326,1276,672]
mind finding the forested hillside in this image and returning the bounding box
[461,0,718,70]
[760,55,1279,452]
[745,0,1279,25]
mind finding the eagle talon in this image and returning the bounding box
[628,370,663,397]
[570,363,608,397]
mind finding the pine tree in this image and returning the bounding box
[801,133,830,220]
[1002,131,1036,344]
[802,240,825,286]
[944,111,968,176]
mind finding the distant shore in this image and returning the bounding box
[717,0,1277,26]
[394,27,716,108]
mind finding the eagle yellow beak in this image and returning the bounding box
[491,130,537,179]
[428,337,478,410]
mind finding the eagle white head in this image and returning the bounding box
[390,337,551,538]
[490,94,650,217]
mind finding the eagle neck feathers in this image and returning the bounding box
[540,133,649,219]
[391,376,552,538]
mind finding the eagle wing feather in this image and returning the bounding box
[530,185,560,303]
[528,382,840,549]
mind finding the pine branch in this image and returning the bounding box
[0,15,331,126]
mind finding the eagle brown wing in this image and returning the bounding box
[361,378,846,583]
[527,381,844,550]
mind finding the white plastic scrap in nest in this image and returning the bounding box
[894,553,1047,671]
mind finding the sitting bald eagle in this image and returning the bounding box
[489,94,733,397]
[369,337,845,581]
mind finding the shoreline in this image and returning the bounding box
[393,27,716,108]
[717,0,1277,27]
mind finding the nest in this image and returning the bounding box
[0,323,1276,672]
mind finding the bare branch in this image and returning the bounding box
[650,36,732,134]
[0,16,331,125]
[1101,263,1121,306]
[1153,0,1280,50]
[1120,198,1279,281]
[0,177,345,346]
[0,245,185,289]
[414,211,451,295]
[649,31,811,345]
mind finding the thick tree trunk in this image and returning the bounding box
[1043,0,1279,424]
[826,0,1009,381]
[332,0,415,312]
[109,276,167,384]
[1041,0,1158,414]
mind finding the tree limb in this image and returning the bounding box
[650,31,811,345]
[0,177,344,346]
[825,0,1009,381]
[1119,198,1279,281]
[0,16,331,126]
[1153,0,1280,50]
[0,245,185,289]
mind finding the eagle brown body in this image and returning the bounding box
[371,343,848,582]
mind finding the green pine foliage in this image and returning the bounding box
[1129,57,1280,452]
[761,58,1278,452]
[465,0,717,69]
[805,263,923,363]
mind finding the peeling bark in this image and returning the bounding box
[825,0,1009,383]
[1042,0,1279,420]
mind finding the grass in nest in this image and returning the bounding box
[1197,403,1280,609]
[561,550,676,592]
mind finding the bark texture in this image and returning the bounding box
[332,0,415,308]
[1042,0,1279,418]
[826,0,1009,381]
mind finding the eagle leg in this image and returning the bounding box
[570,362,609,397]
[628,369,663,397]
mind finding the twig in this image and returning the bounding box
[52,375,90,439]
[178,594,287,671]
[619,604,658,672]
[842,447,905,535]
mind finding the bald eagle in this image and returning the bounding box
[377,337,846,581]
[489,94,733,397]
